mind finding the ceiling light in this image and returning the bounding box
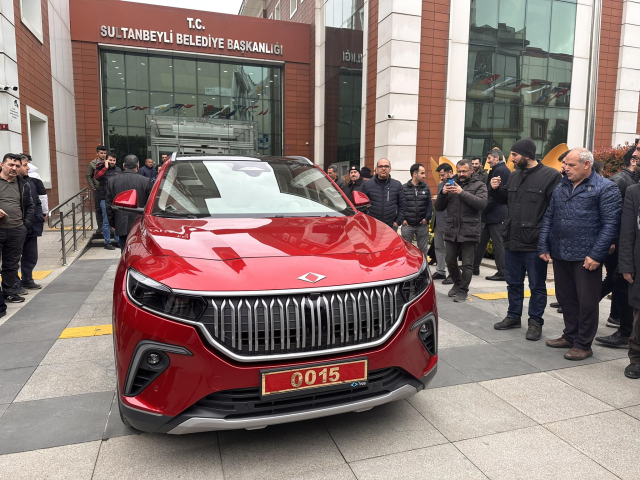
[111,60,116,63]
[115,67,119,69]
[274,75,278,77]
[141,63,145,65]
[198,68,201,71]
[223,70,228,73]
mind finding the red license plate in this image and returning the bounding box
[261,359,368,397]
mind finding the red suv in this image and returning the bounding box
[112,155,438,434]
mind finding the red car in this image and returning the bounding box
[112,155,438,434]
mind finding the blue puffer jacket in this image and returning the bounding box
[538,171,622,263]
[362,175,406,227]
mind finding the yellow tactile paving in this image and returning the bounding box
[473,288,556,300]
[59,324,113,339]
[0,270,53,282]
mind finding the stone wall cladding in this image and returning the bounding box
[364,0,378,171]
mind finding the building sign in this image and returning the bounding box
[100,18,284,56]
[8,99,20,132]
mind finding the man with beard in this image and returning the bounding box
[342,165,365,203]
[490,138,561,340]
[94,152,121,250]
[471,156,488,185]
[327,164,345,189]
[401,163,432,258]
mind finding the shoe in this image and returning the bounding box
[432,272,446,280]
[104,244,115,250]
[473,267,480,276]
[606,317,620,328]
[494,316,522,330]
[442,276,453,285]
[546,337,572,348]
[557,307,563,314]
[526,319,543,341]
[15,287,28,296]
[624,363,640,379]
[595,331,630,348]
[550,302,560,308]
[564,347,593,361]
[0,311,5,318]
[428,257,437,266]
[453,292,467,303]
[485,274,505,281]
[3,294,25,303]
[448,285,460,297]
[22,282,42,290]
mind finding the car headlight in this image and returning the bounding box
[401,257,432,304]
[126,268,206,321]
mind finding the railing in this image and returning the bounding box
[48,188,94,265]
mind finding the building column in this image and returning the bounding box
[612,0,640,147]
[374,0,422,179]
[314,0,326,168]
[0,0,22,152]
[359,0,369,166]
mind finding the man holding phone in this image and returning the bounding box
[434,159,487,302]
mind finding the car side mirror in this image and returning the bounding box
[352,191,370,212]
[112,189,144,214]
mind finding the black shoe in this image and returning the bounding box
[606,317,620,328]
[15,287,28,296]
[485,274,505,281]
[473,267,480,276]
[550,302,560,308]
[22,282,42,290]
[448,285,460,297]
[624,363,640,379]
[104,244,115,250]
[0,311,5,318]
[557,307,563,314]
[595,331,630,348]
[494,316,522,330]
[526,319,543,341]
[4,294,25,303]
[442,276,453,285]
[432,272,446,280]
[453,292,468,303]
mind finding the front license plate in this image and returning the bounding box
[261,358,368,397]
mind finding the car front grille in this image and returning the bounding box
[197,282,408,359]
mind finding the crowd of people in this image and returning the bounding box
[332,138,640,379]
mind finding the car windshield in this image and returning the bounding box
[151,159,355,218]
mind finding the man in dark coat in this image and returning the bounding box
[490,138,561,340]
[435,158,488,302]
[539,148,622,361]
[327,164,345,189]
[362,158,406,230]
[342,165,365,203]
[94,152,122,250]
[433,163,453,282]
[473,148,510,281]
[401,163,432,258]
[106,154,152,252]
[471,157,488,185]
[139,158,157,181]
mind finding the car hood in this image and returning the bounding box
[141,214,406,261]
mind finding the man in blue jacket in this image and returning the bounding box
[362,158,406,230]
[539,148,622,361]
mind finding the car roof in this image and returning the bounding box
[171,154,314,165]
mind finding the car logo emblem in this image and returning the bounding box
[297,272,326,284]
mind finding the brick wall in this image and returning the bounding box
[283,62,313,158]
[364,0,378,171]
[14,0,59,206]
[415,0,450,191]
[594,0,624,149]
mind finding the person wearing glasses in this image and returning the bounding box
[362,158,406,231]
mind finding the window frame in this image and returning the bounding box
[274,1,281,20]
[531,118,549,141]
[290,0,298,18]
[20,0,44,43]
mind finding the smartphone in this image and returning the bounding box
[447,179,455,187]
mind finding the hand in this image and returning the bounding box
[623,272,634,284]
[0,209,7,218]
[444,182,463,195]
[609,245,616,254]
[583,256,600,271]
[431,195,438,202]
[402,220,408,226]
[539,253,551,263]
[393,222,398,228]
[420,219,427,225]
[490,177,501,190]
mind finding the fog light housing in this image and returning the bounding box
[411,313,437,356]
[147,353,161,365]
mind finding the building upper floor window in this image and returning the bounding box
[20,0,43,43]
[274,2,281,20]
[290,0,298,18]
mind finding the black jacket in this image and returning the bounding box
[483,162,510,224]
[23,176,44,236]
[609,168,638,200]
[106,170,152,237]
[619,184,640,308]
[0,176,35,231]
[434,175,487,242]
[139,165,157,180]
[95,164,122,203]
[402,180,433,226]
[342,177,364,203]
[362,175,406,227]
[490,163,561,252]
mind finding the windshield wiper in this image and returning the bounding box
[153,212,201,219]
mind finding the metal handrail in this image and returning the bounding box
[48,188,94,265]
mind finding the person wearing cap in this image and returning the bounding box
[490,138,561,341]
[342,165,365,203]
[401,163,432,259]
[360,166,372,181]
[539,148,621,360]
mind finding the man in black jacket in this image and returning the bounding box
[401,163,432,258]
[490,138,561,340]
[362,158,406,230]
[473,148,510,281]
[342,165,365,202]
[94,152,122,250]
[435,159,488,302]
[106,155,152,251]
[471,157,488,185]
[0,154,35,313]
[138,158,157,181]
[599,143,640,350]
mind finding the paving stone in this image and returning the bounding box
[409,383,536,442]
[480,372,613,424]
[103,391,141,440]
[0,391,113,455]
[219,420,345,480]
[8,304,82,324]
[622,405,640,420]
[25,291,92,307]
[0,367,36,404]
[0,339,55,369]
[93,432,223,480]
[546,410,640,480]
[549,359,640,408]
[0,403,8,420]
[455,426,618,480]
[0,441,101,480]
[41,335,114,368]
[349,443,487,480]
[439,343,539,382]
[14,361,116,402]
[278,464,356,480]
[591,343,631,361]
[66,315,113,329]
[0,318,68,344]
[323,400,447,462]
[438,319,487,349]
[73,300,113,319]
[425,359,473,390]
